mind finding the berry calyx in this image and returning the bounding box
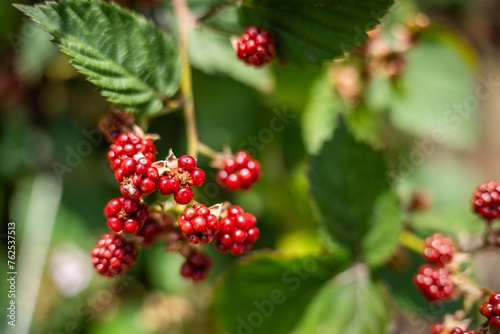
[217,151,261,191]
[423,233,455,265]
[91,233,138,277]
[104,196,149,234]
[479,292,500,327]
[177,204,219,244]
[180,250,212,281]
[236,26,275,67]
[215,205,259,255]
[157,154,205,205]
[107,132,156,171]
[472,180,500,221]
[413,264,455,301]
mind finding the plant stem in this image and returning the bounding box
[173,0,198,158]
[197,142,219,159]
[399,230,425,254]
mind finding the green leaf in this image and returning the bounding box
[308,123,402,265]
[212,251,350,334]
[238,0,395,65]
[190,27,274,93]
[16,0,181,116]
[387,28,478,149]
[362,191,401,266]
[301,72,342,154]
[292,265,390,334]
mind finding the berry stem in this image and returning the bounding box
[399,230,425,254]
[197,142,219,160]
[196,0,240,23]
[172,0,198,158]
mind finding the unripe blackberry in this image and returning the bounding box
[157,154,205,205]
[472,180,500,221]
[413,265,454,301]
[115,157,159,199]
[236,26,275,67]
[104,196,149,234]
[180,250,212,281]
[423,233,455,265]
[217,151,261,191]
[107,132,156,171]
[91,233,138,277]
[215,205,259,255]
[177,204,219,244]
[479,292,500,327]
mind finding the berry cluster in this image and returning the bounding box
[105,196,149,233]
[180,250,212,281]
[472,180,500,221]
[107,132,156,171]
[479,292,500,327]
[216,205,260,255]
[413,265,454,301]
[178,204,219,244]
[217,151,261,191]
[423,233,455,265]
[158,154,205,204]
[413,233,457,302]
[431,324,474,334]
[236,26,275,67]
[92,115,262,280]
[91,233,138,277]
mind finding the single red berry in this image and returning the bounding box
[174,187,194,205]
[423,233,455,265]
[413,265,454,301]
[472,180,500,221]
[178,204,219,244]
[236,26,275,67]
[217,151,261,191]
[91,233,138,277]
[215,205,259,255]
[180,250,212,281]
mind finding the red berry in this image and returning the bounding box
[217,151,261,191]
[104,196,148,234]
[480,291,500,328]
[413,265,454,301]
[236,26,275,67]
[91,233,138,277]
[107,132,156,171]
[430,323,444,334]
[449,328,474,334]
[178,204,219,244]
[180,250,211,281]
[423,233,455,265]
[472,180,500,221]
[215,206,259,255]
[174,187,194,205]
[157,154,205,204]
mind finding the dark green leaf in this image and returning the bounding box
[309,123,402,265]
[292,265,390,334]
[212,251,350,334]
[239,0,394,65]
[16,0,181,115]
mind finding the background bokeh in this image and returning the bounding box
[1,0,500,333]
